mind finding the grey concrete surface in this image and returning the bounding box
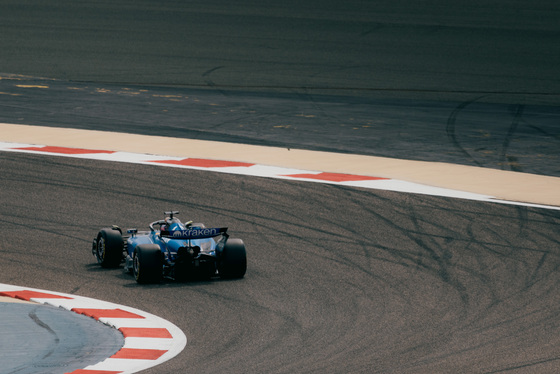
[0,302,123,374]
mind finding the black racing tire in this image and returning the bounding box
[219,239,247,279]
[133,244,163,284]
[95,228,123,268]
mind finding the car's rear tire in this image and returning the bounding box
[219,239,247,279]
[95,228,123,268]
[133,244,162,284]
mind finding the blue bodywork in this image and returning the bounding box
[123,212,229,279]
[92,211,245,282]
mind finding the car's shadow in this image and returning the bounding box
[85,263,244,288]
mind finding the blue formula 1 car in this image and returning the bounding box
[91,211,246,283]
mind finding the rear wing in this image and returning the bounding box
[160,227,228,240]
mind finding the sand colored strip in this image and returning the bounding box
[1,123,558,207]
[0,295,34,304]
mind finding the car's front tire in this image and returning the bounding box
[133,244,162,284]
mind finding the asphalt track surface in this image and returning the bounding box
[1,1,560,373]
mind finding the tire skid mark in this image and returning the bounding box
[28,308,60,359]
[353,192,560,370]
[499,104,524,172]
[446,97,485,167]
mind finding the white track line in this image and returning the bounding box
[0,283,186,374]
[1,141,558,210]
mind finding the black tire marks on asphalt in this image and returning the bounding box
[446,97,485,167]
[1,152,560,372]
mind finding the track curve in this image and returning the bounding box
[1,1,560,373]
[1,152,559,373]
